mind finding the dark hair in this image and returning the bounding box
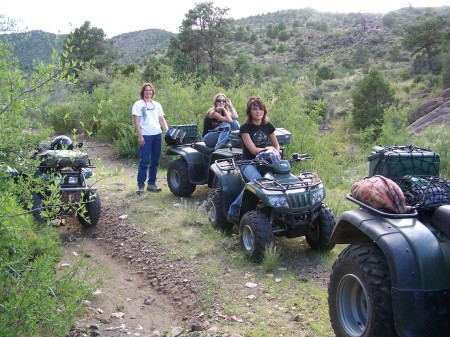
[245,96,268,124]
[140,82,155,99]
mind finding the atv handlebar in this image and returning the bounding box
[234,153,313,166]
[290,153,313,162]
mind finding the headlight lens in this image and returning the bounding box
[268,195,289,208]
[311,187,324,204]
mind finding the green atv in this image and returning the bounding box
[328,145,450,337]
[165,124,291,197]
[207,152,336,261]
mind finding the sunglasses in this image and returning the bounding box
[216,99,226,103]
[146,102,155,110]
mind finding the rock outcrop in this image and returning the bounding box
[409,88,450,134]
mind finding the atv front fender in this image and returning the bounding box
[210,162,243,207]
[166,146,207,184]
[332,209,450,337]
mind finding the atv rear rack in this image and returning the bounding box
[346,194,418,219]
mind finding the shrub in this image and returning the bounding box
[0,197,96,336]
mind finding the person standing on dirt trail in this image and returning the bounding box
[132,82,169,195]
[227,96,280,223]
[202,93,240,150]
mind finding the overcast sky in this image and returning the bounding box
[2,0,449,38]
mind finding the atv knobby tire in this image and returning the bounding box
[239,210,273,261]
[77,191,101,227]
[167,159,196,197]
[305,203,336,251]
[328,242,396,337]
[207,189,233,233]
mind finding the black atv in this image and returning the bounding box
[328,145,450,337]
[7,136,101,227]
[207,152,336,261]
[165,124,291,197]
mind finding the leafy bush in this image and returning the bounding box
[115,124,138,159]
[0,197,96,336]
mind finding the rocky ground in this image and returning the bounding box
[60,139,237,337]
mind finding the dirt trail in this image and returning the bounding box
[61,139,210,337]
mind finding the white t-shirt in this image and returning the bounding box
[131,99,164,136]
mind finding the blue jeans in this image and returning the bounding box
[137,133,162,187]
[228,164,262,218]
[203,120,240,150]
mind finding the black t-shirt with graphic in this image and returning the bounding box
[240,122,276,160]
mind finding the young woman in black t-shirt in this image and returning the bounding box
[228,96,280,222]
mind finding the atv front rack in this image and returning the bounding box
[253,177,321,191]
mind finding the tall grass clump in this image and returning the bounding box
[261,244,281,272]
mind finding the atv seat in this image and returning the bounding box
[193,142,215,155]
[430,205,450,237]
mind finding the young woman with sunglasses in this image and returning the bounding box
[202,93,240,150]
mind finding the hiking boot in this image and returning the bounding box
[147,184,162,192]
[136,185,145,195]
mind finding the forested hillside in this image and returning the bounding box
[3,6,450,74]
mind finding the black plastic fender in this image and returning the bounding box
[331,209,450,337]
[166,146,208,184]
[210,162,243,209]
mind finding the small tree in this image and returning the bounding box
[402,15,449,74]
[352,68,396,139]
[166,2,231,78]
[63,21,118,72]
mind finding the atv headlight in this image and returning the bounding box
[311,187,324,204]
[268,195,289,208]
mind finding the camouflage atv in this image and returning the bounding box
[7,136,101,227]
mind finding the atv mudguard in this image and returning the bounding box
[209,161,243,206]
[331,209,450,337]
[166,146,208,184]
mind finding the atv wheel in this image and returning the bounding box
[167,159,196,197]
[328,242,396,337]
[77,191,101,228]
[239,210,273,261]
[305,204,336,251]
[207,189,233,233]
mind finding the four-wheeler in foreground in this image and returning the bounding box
[207,150,336,261]
[328,145,450,337]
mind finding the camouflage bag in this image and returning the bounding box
[351,175,411,214]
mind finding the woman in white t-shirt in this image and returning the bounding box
[132,82,168,195]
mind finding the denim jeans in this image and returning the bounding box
[203,120,240,150]
[228,164,262,218]
[137,133,162,187]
